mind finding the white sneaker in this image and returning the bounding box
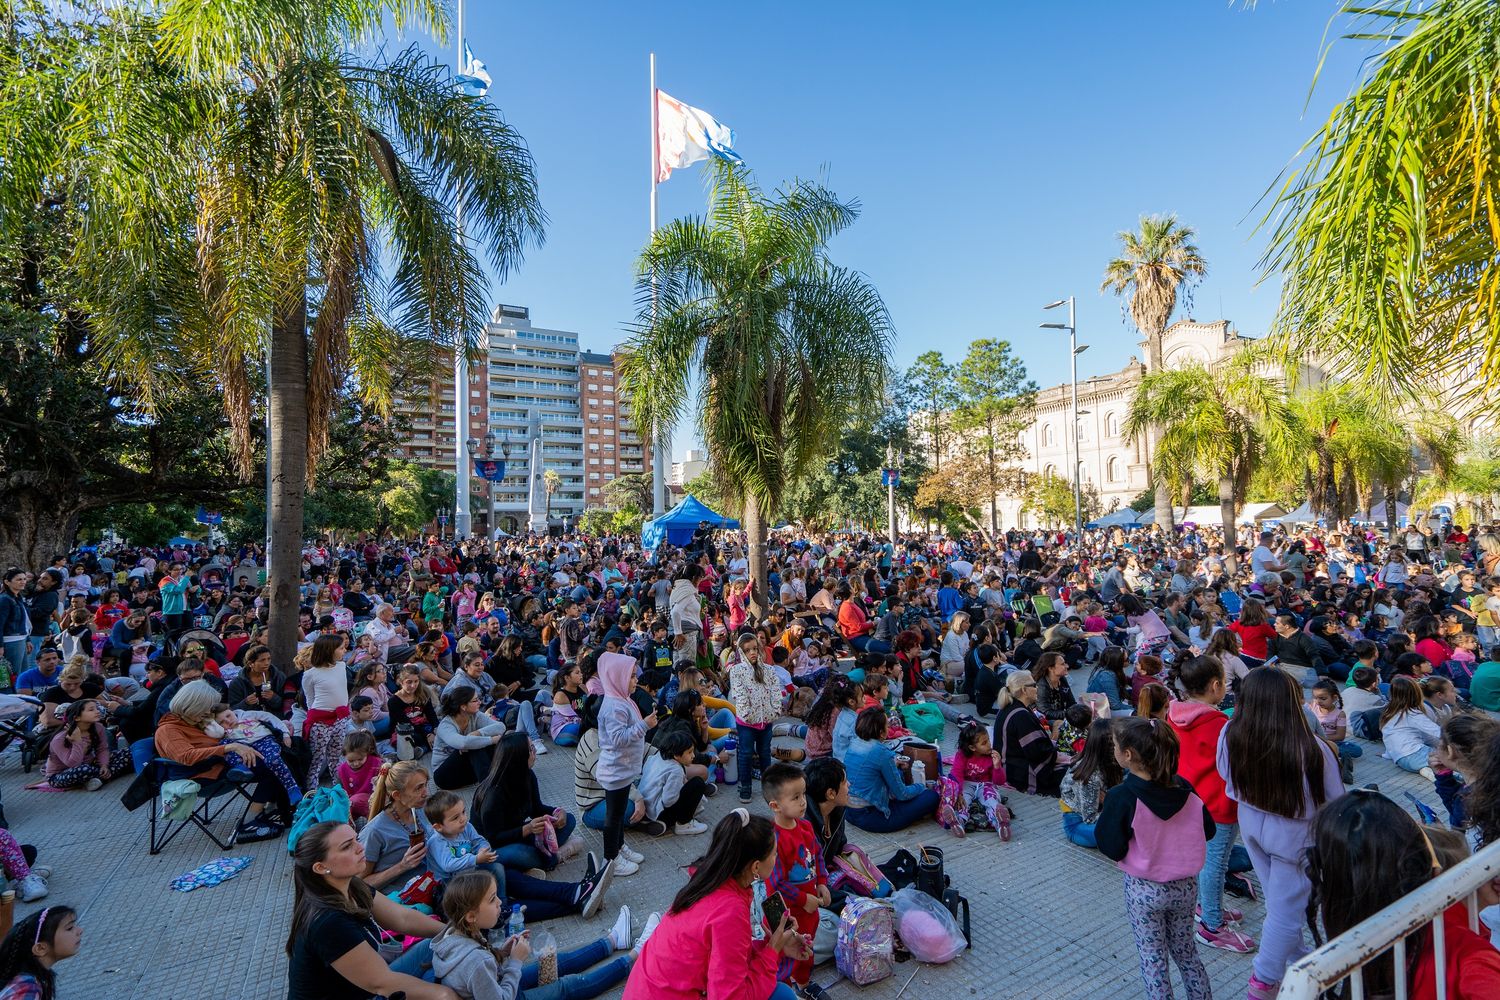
[618,844,644,865]
[632,912,661,957]
[610,855,641,877]
[17,874,47,902]
[608,905,633,950]
[673,819,709,836]
[27,865,51,881]
[531,739,550,756]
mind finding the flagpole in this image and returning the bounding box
[649,51,668,516]
[453,0,473,539]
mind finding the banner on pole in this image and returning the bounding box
[473,459,508,482]
[881,469,900,488]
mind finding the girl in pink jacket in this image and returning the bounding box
[45,700,132,790]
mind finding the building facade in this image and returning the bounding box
[390,306,650,534]
[996,319,1254,529]
[670,449,708,487]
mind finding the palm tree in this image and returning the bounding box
[620,164,893,615]
[1259,0,1500,407]
[1101,215,1209,532]
[44,0,544,664]
[542,468,562,521]
[1123,348,1294,573]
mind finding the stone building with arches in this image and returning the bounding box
[996,318,1255,529]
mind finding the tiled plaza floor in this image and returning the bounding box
[3,671,1436,1000]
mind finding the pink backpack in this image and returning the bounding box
[835,897,894,985]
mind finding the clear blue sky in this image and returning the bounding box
[407,1,1372,459]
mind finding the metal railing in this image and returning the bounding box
[1278,839,1500,1000]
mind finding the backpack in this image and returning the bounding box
[898,702,945,744]
[835,897,894,985]
[829,845,892,898]
[286,785,351,853]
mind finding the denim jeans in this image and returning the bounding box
[582,799,608,830]
[525,654,550,674]
[708,708,736,731]
[1335,740,1363,760]
[848,635,871,652]
[519,937,631,1000]
[1395,749,1431,773]
[1,639,25,688]
[1198,821,1238,930]
[513,700,542,741]
[846,787,940,833]
[1062,812,1097,849]
[737,723,773,797]
[865,639,892,654]
[493,813,577,871]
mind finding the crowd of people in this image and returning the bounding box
[2,513,1500,997]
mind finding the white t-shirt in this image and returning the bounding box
[1250,545,1277,576]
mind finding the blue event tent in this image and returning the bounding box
[641,495,740,553]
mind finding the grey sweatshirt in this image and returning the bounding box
[430,926,523,1000]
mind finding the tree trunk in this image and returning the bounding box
[988,439,998,537]
[0,490,83,571]
[744,492,768,620]
[1218,474,1238,577]
[1145,328,1174,533]
[267,285,309,671]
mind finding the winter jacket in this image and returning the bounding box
[431,925,522,1000]
[727,659,781,726]
[474,770,551,848]
[1166,699,1235,824]
[1095,773,1214,882]
[596,652,647,791]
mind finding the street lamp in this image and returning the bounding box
[436,506,451,540]
[1042,297,1084,535]
[467,429,512,541]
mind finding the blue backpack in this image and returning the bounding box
[286,785,351,853]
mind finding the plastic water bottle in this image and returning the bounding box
[910,759,927,786]
[508,904,526,939]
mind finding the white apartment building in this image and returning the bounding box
[670,449,708,487]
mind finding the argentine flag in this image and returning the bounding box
[656,90,742,183]
[455,42,491,98]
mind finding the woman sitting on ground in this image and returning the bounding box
[431,687,507,790]
[154,679,289,842]
[844,707,941,833]
[285,820,457,1000]
[993,671,1069,797]
[472,732,584,872]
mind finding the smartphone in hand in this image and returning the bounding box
[761,891,789,932]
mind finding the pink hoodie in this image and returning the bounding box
[623,879,780,1000]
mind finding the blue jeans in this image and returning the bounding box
[513,701,541,741]
[493,813,577,871]
[583,799,608,830]
[708,708,736,731]
[525,654,550,674]
[737,724,773,797]
[1336,740,1363,760]
[865,639,892,654]
[1198,821,1238,930]
[1395,749,1431,773]
[520,937,632,1000]
[1062,812,1097,849]
[848,635,871,652]
[1,639,25,688]
[846,788,940,833]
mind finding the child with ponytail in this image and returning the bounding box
[1095,717,1214,1000]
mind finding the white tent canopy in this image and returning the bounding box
[1173,503,1288,527]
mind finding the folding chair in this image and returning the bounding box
[1031,595,1060,627]
[130,752,257,855]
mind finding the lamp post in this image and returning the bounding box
[467,429,511,541]
[1042,297,1084,536]
[436,506,451,540]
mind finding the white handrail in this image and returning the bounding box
[1278,838,1500,999]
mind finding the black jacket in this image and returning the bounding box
[473,770,550,848]
[1269,631,1324,672]
[804,800,848,869]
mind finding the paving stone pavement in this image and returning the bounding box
[1,672,1437,1000]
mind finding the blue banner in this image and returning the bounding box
[195,506,223,525]
[880,469,900,488]
[473,459,508,482]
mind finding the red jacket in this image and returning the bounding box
[1167,699,1235,824]
[1410,906,1500,1000]
[837,600,873,639]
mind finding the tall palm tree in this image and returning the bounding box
[1259,0,1500,408]
[542,468,562,521]
[43,0,544,663]
[1101,215,1209,532]
[1123,349,1294,573]
[620,164,893,615]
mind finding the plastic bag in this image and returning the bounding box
[531,928,558,984]
[891,885,966,963]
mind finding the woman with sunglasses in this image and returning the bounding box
[992,670,1068,796]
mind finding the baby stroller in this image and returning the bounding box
[170,628,228,666]
[0,695,48,773]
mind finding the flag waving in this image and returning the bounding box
[655,90,742,183]
[455,42,491,97]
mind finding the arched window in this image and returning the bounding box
[1107,456,1120,482]
[1105,412,1119,438]
[1043,464,1058,480]
[1042,424,1054,446]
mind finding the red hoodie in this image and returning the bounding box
[1167,699,1235,825]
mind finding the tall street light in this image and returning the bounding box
[1042,298,1084,535]
[467,429,511,541]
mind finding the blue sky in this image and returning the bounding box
[409,1,1373,459]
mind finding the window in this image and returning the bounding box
[589,444,599,452]
[589,458,600,465]
[589,487,600,495]
[587,384,598,391]
[589,472,600,480]
[1105,412,1119,438]
[1042,424,1054,446]
[588,369,599,376]
[1107,457,1121,482]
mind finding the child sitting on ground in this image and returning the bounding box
[1059,719,1121,850]
[337,730,382,820]
[1128,655,1169,709]
[940,722,1012,841]
[1309,678,1362,784]
[1342,665,1387,739]
[211,703,302,806]
[423,790,505,884]
[1055,703,1093,756]
[637,731,710,836]
[762,762,831,990]
[1380,676,1441,781]
[1420,675,1461,726]
[860,675,909,740]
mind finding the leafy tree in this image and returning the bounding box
[1128,483,1218,513]
[896,352,957,471]
[378,462,456,537]
[953,339,1037,536]
[620,164,892,614]
[1258,0,1500,408]
[1101,214,1209,532]
[7,0,545,665]
[577,507,616,537]
[915,463,1026,545]
[611,507,645,535]
[1023,471,1102,529]
[600,473,652,514]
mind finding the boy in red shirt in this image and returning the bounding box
[762,762,830,988]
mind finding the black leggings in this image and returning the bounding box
[602,786,632,861]
[433,747,496,790]
[660,776,708,829]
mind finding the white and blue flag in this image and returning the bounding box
[656,90,742,182]
[455,42,491,98]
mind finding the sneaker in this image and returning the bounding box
[632,819,668,837]
[610,855,641,877]
[27,865,50,882]
[16,874,47,903]
[673,819,708,835]
[619,844,644,865]
[84,777,103,791]
[236,819,281,844]
[1196,921,1256,953]
[524,868,549,880]
[738,788,753,804]
[577,863,613,919]
[702,781,717,798]
[1224,872,1259,901]
[531,739,550,757]
[631,912,661,957]
[937,801,966,838]
[1246,973,1280,1000]
[584,852,600,881]
[608,905,633,950]
[1197,902,1245,924]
